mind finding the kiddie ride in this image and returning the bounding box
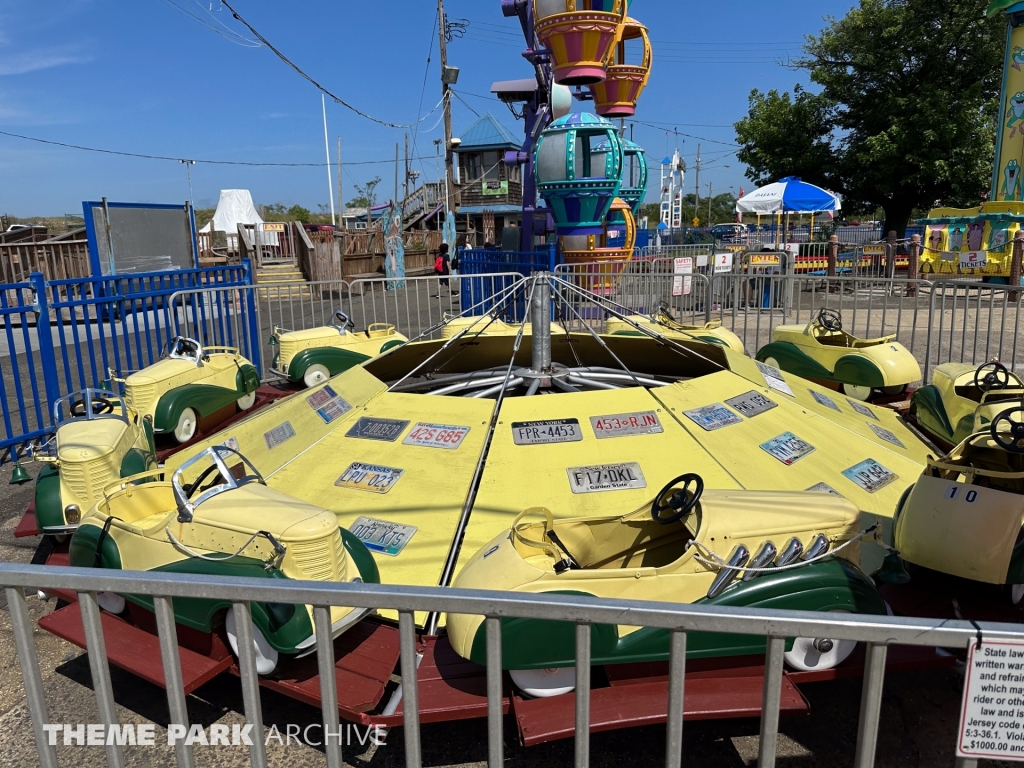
[880,406,1024,623]
[606,303,746,354]
[756,308,921,401]
[270,310,407,389]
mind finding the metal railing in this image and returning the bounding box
[2,560,1011,768]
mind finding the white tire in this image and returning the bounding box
[1010,584,1024,605]
[173,407,198,444]
[843,382,874,401]
[882,384,907,396]
[236,391,256,411]
[225,608,279,676]
[97,592,126,614]
[510,667,576,698]
[784,610,857,671]
[763,356,781,371]
[303,364,330,389]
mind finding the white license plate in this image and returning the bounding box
[842,459,897,493]
[306,385,352,424]
[567,462,646,494]
[590,411,663,438]
[402,423,470,450]
[806,482,841,496]
[847,400,879,420]
[349,516,417,557]
[335,462,404,494]
[512,419,582,445]
[756,362,794,396]
[868,423,905,448]
[264,421,296,450]
[683,404,742,431]
[810,390,841,411]
[760,432,815,465]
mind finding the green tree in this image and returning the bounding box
[734,0,1003,238]
[348,176,382,210]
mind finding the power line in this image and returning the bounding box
[631,121,739,148]
[156,0,261,47]
[219,0,443,130]
[0,129,437,168]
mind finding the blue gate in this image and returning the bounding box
[0,263,256,462]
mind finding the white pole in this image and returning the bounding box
[322,94,336,226]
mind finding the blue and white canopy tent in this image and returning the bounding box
[735,177,841,242]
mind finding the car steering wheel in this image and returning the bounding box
[815,308,843,333]
[181,463,227,499]
[70,397,114,417]
[991,407,1024,453]
[333,310,355,331]
[651,474,704,525]
[974,361,1010,393]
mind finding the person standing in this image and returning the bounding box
[433,243,459,298]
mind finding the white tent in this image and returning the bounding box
[199,189,278,246]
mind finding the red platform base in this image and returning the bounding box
[880,566,1024,626]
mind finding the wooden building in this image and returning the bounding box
[453,113,523,246]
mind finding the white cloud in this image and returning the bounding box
[0,49,91,76]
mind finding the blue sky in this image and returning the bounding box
[0,0,858,216]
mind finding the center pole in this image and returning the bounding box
[531,273,552,373]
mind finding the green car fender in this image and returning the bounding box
[833,355,885,388]
[286,347,372,382]
[755,342,833,380]
[379,339,406,354]
[340,527,380,584]
[69,523,123,570]
[152,383,245,432]
[34,463,64,532]
[119,448,157,478]
[236,364,260,395]
[909,385,954,442]
[468,558,885,670]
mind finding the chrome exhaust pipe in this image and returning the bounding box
[776,537,804,567]
[707,544,750,598]
[803,534,830,561]
[742,541,777,581]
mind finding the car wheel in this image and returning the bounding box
[882,384,907,396]
[225,607,280,675]
[842,382,873,401]
[784,611,858,671]
[237,391,257,411]
[303,364,330,389]
[1007,583,1024,606]
[173,407,198,444]
[97,592,126,614]
[509,667,576,698]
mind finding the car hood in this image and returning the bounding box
[125,357,200,386]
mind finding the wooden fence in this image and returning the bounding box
[296,225,444,283]
[0,239,91,283]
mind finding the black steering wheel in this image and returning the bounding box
[651,474,704,525]
[334,311,355,330]
[974,361,1010,393]
[991,407,1024,453]
[70,397,114,417]
[656,301,678,322]
[181,464,226,498]
[815,308,843,332]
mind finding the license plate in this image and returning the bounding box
[264,421,296,450]
[760,432,815,465]
[806,482,841,496]
[306,385,352,424]
[512,418,583,445]
[567,462,646,494]
[868,423,905,448]
[349,516,417,556]
[346,417,410,442]
[842,459,898,493]
[683,404,742,431]
[402,422,470,450]
[847,400,879,420]
[756,362,794,396]
[725,391,777,418]
[335,462,405,494]
[810,390,841,411]
[590,411,663,439]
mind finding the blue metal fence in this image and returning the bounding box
[0,263,255,462]
[458,247,555,320]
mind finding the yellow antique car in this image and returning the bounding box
[893,406,1024,604]
[270,311,406,388]
[755,308,921,400]
[909,361,1024,447]
[68,446,380,674]
[448,473,884,697]
[118,337,260,444]
[605,304,746,354]
[34,389,157,537]
[440,314,562,339]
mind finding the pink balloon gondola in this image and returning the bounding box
[533,0,628,85]
[589,18,652,117]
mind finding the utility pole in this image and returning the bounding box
[707,181,713,224]
[322,94,336,226]
[404,133,410,204]
[337,136,343,228]
[437,0,454,214]
[394,143,400,207]
[693,144,701,227]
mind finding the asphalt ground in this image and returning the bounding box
[0,458,1016,768]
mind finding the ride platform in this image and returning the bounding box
[881,566,1024,627]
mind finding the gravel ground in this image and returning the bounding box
[0,457,1014,768]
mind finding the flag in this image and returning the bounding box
[737,187,745,223]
